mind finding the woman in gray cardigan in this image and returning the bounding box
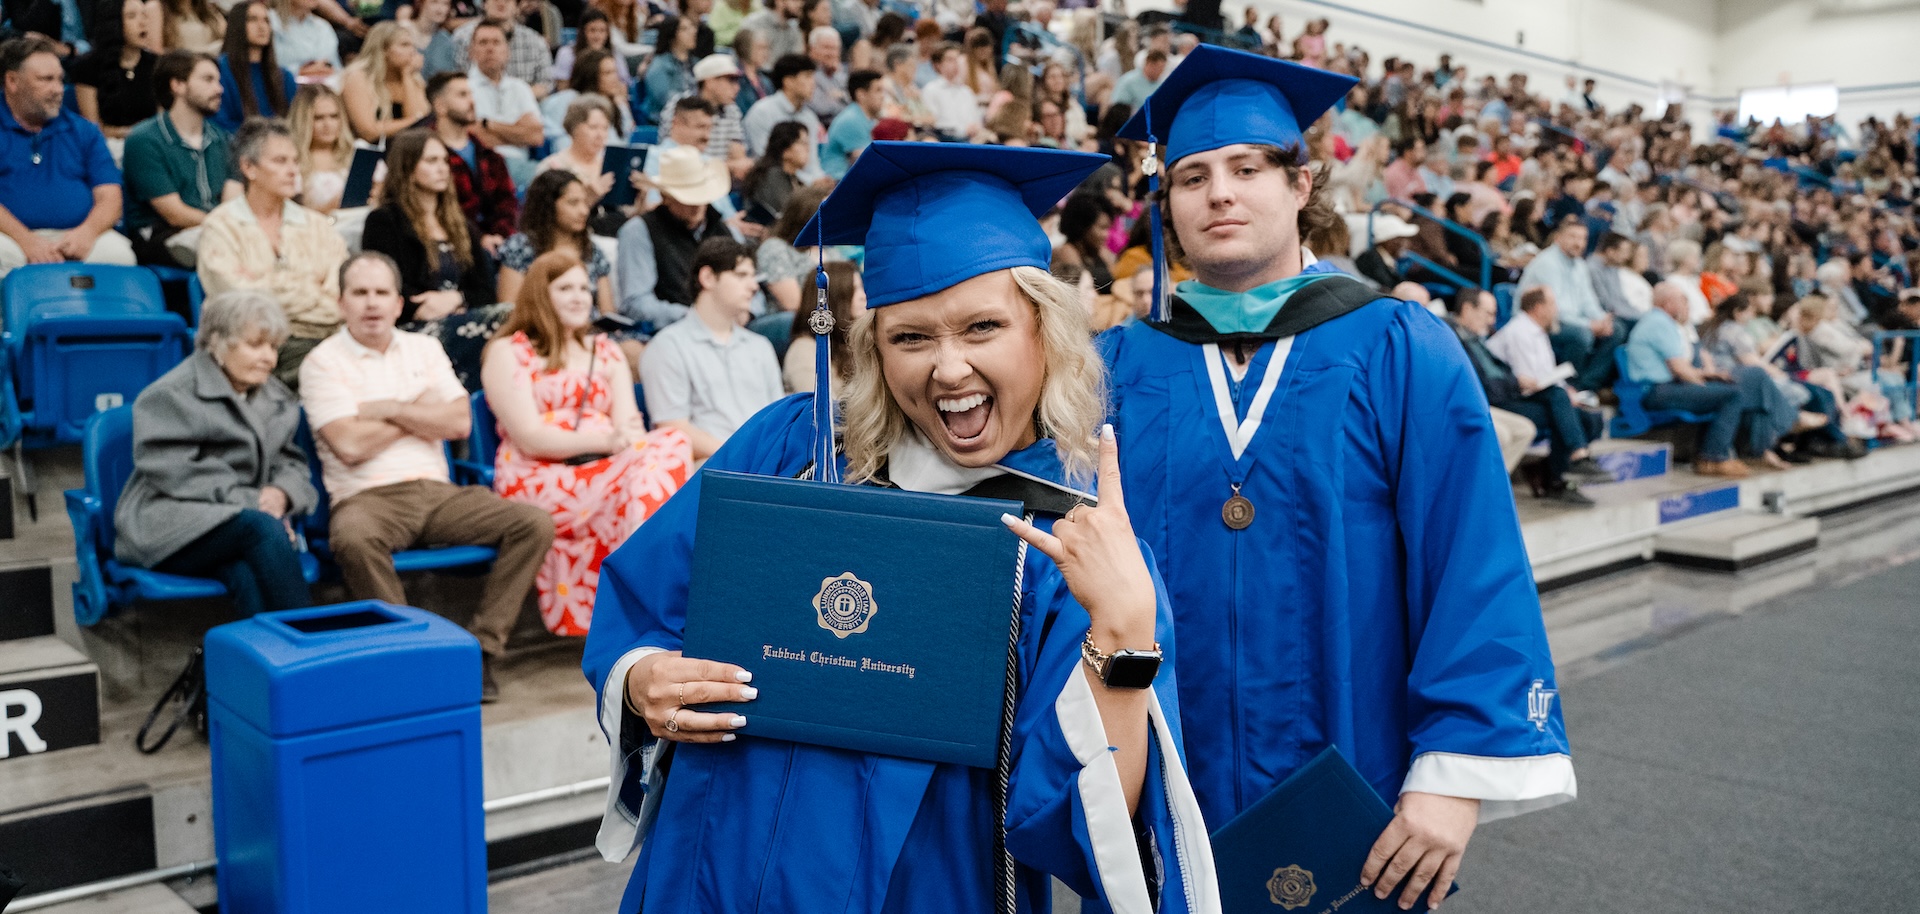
[114,290,319,617]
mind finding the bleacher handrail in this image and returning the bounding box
[1367,198,1495,292]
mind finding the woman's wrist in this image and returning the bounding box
[1086,600,1157,653]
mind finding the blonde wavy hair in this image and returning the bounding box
[840,266,1107,488]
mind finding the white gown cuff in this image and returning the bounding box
[1400,751,1578,823]
[596,645,667,862]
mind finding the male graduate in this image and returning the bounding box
[1102,45,1575,910]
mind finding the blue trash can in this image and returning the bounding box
[206,601,486,914]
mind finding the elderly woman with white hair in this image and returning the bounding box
[113,289,317,617]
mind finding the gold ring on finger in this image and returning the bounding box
[677,682,686,706]
[665,710,680,733]
[1064,505,1084,524]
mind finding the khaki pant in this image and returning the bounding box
[0,229,137,280]
[275,335,328,391]
[1490,407,1538,474]
[329,479,555,656]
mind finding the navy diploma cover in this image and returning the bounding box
[681,471,1024,768]
[1210,746,1459,914]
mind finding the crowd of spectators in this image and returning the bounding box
[5,0,1917,686]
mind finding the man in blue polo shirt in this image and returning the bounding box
[0,37,134,279]
[821,69,881,180]
[123,50,238,268]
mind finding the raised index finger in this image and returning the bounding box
[1094,423,1126,509]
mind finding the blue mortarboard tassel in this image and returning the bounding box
[809,222,840,484]
[1144,104,1170,323]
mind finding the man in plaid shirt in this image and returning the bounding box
[451,0,555,97]
[421,72,521,255]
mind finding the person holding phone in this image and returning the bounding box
[481,251,691,637]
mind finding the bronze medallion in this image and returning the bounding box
[1222,494,1255,530]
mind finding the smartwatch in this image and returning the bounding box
[1081,637,1163,690]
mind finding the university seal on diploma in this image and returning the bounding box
[815,572,878,638]
[1268,865,1315,910]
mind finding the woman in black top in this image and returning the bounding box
[743,120,806,225]
[360,128,499,389]
[70,0,158,139]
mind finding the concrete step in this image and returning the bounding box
[0,636,99,761]
[1655,510,1821,572]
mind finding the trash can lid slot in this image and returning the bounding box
[266,604,423,641]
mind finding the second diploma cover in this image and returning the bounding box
[680,470,1024,768]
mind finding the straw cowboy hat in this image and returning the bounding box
[653,145,731,207]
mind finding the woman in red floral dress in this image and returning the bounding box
[481,251,691,635]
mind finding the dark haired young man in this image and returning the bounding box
[639,236,780,460]
[1105,44,1575,912]
[822,69,883,179]
[741,53,825,183]
[421,70,519,255]
[124,50,237,266]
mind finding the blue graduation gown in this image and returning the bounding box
[582,394,1220,914]
[1099,287,1575,829]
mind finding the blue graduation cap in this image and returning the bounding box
[799,142,1110,307]
[794,141,1109,483]
[1115,44,1358,165]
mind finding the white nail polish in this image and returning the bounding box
[1100,423,1115,441]
[730,715,748,728]
[999,513,1020,526]
[740,686,758,700]
[721,734,736,742]
[735,670,753,683]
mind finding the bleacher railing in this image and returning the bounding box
[1367,198,1495,293]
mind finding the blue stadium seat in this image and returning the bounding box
[457,383,654,488]
[1492,282,1518,330]
[1608,347,1714,438]
[64,407,322,626]
[2,264,190,445]
[144,264,206,325]
[455,391,500,488]
[295,416,499,574]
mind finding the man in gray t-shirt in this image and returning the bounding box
[641,237,784,460]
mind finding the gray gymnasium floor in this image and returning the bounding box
[490,500,1920,914]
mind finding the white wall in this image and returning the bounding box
[1147,0,1721,113]
[1134,0,1920,124]
[1716,0,1920,124]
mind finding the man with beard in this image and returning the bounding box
[0,36,135,277]
[124,51,239,267]
[1104,44,1575,912]
[421,71,520,257]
